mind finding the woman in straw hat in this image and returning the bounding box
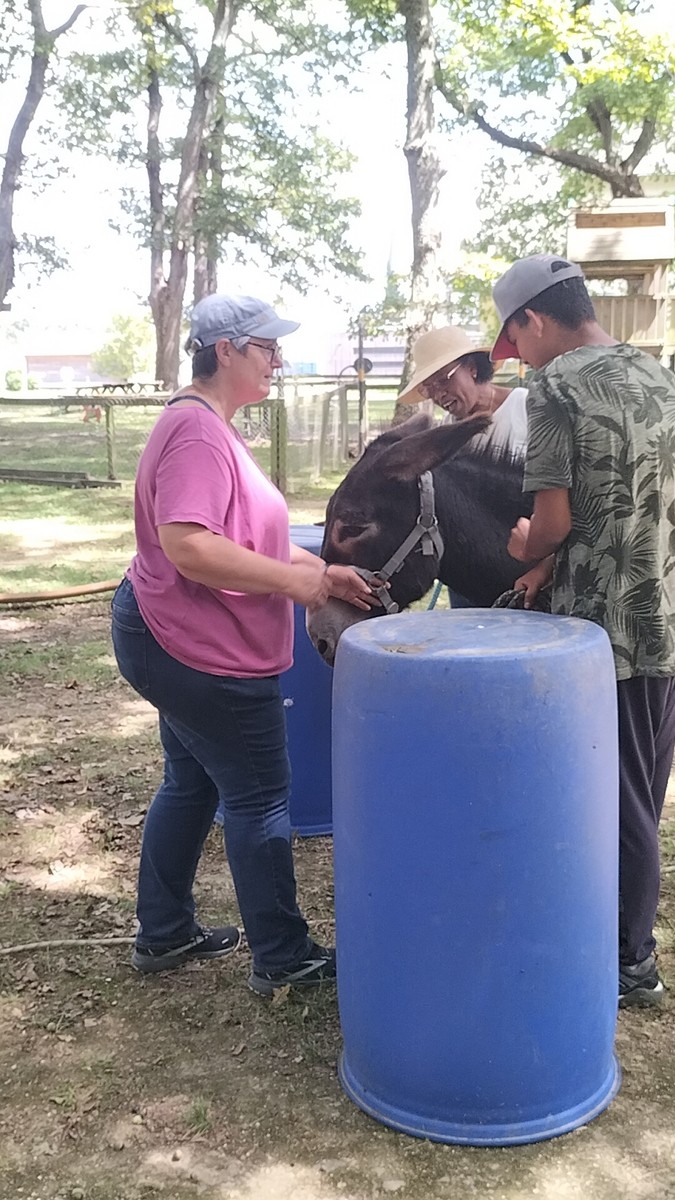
[398,325,527,456]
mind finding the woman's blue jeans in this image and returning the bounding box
[111,577,310,972]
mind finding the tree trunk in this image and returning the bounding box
[193,118,223,304]
[147,0,239,390]
[0,2,85,309]
[393,0,446,426]
[146,66,166,385]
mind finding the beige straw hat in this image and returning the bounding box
[398,326,492,404]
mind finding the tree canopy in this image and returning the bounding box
[56,0,371,385]
[434,0,675,199]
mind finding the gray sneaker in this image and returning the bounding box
[248,942,336,997]
[619,954,664,1007]
[132,925,241,973]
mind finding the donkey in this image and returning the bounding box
[307,412,536,665]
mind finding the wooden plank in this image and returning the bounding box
[0,467,90,480]
[575,211,667,229]
[0,468,121,488]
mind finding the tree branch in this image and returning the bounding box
[48,5,87,40]
[621,115,657,175]
[1,1,87,305]
[155,12,200,86]
[434,69,643,197]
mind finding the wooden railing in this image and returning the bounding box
[592,295,671,349]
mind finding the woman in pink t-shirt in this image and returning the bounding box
[111,293,376,996]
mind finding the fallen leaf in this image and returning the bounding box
[117,812,146,827]
[271,985,291,1008]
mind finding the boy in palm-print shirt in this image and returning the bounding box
[492,254,675,1007]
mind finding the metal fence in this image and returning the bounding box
[0,375,401,494]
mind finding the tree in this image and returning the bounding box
[455,159,601,330]
[92,313,155,382]
[0,0,86,309]
[394,0,447,423]
[61,1,369,389]
[434,0,675,200]
[346,0,448,423]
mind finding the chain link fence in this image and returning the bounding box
[0,375,401,495]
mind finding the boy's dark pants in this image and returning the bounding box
[618,675,675,965]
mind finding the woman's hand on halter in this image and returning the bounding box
[286,560,376,611]
[285,558,332,609]
[324,564,383,611]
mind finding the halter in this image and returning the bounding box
[351,471,444,615]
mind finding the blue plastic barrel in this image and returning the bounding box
[284,525,333,836]
[214,524,333,835]
[332,609,620,1145]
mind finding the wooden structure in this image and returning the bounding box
[566,198,675,366]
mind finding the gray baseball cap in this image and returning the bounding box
[187,293,299,351]
[491,254,584,360]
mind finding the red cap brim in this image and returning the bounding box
[491,326,519,362]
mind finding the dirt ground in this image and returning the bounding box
[1,599,674,1200]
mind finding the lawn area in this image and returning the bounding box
[1,397,675,1200]
[0,402,347,595]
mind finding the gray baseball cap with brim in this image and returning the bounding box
[491,255,584,361]
[188,293,299,351]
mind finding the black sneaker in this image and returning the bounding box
[132,925,241,973]
[619,954,665,1007]
[248,942,336,997]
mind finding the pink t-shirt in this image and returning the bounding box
[129,405,293,677]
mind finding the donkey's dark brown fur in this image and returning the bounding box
[307,412,534,663]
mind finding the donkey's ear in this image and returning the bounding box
[364,410,433,456]
[379,414,491,481]
[389,411,434,438]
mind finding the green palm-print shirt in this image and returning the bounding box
[523,343,675,681]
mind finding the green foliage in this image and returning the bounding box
[57,1,371,295]
[17,234,69,281]
[356,270,450,338]
[432,1,675,337]
[343,0,404,43]
[0,0,28,85]
[436,0,675,190]
[4,369,23,392]
[185,1098,212,1135]
[92,313,155,382]
[476,159,603,258]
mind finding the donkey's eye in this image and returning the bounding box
[339,524,366,541]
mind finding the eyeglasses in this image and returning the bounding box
[418,362,461,399]
[246,338,281,364]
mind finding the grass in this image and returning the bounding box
[0,403,353,595]
[185,1098,212,1135]
[0,637,118,684]
[1,435,675,1198]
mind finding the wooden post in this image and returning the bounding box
[317,391,332,478]
[105,403,116,480]
[339,384,349,462]
[270,376,287,495]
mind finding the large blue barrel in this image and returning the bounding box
[215,525,333,835]
[284,525,333,836]
[332,609,620,1145]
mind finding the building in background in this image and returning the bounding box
[567,194,675,367]
[24,352,108,389]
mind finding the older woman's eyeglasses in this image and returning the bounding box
[247,338,281,363]
[418,362,461,399]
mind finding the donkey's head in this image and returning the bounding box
[308,411,493,664]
